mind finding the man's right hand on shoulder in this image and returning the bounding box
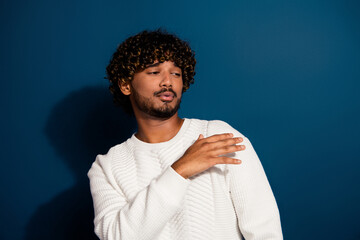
[171,133,245,179]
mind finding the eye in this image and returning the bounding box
[148,71,159,75]
[172,72,181,77]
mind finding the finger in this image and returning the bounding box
[203,137,243,151]
[213,137,243,147]
[212,144,245,156]
[198,134,204,140]
[214,157,242,165]
[204,133,234,143]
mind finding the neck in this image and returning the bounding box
[134,113,184,143]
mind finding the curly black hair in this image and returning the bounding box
[106,29,196,115]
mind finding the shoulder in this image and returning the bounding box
[88,139,133,176]
[206,119,246,138]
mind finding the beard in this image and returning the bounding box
[131,88,181,119]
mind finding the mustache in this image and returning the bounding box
[154,88,177,97]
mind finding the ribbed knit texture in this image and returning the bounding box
[88,118,283,240]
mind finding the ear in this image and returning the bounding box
[119,81,131,96]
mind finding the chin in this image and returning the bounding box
[150,102,181,119]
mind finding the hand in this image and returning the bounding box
[171,133,245,179]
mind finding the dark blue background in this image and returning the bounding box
[1,0,359,239]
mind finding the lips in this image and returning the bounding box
[157,91,174,102]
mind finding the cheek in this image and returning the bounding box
[131,73,155,93]
[177,79,184,96]
[131,81,155,95]
[178,92,183,100]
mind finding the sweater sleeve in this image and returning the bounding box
[88,152,190,240]
[230,137,283,240]
[208,121,283,240]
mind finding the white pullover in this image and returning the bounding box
[88,118,283,240]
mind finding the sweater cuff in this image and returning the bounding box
[155,167,190,206]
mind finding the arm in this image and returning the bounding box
[88,154,189,240]
[207,120,283,239]
[229,135,283,239]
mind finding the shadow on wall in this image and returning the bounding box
[25,86,137,240]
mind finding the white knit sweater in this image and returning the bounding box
[88,118,283,240]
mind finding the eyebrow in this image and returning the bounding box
[145,62,181,69]
[145,62,161,68]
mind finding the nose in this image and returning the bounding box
[159,72,172,88]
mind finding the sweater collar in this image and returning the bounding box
[130,118,191,149]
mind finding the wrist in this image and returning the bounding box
[171,162,188,179]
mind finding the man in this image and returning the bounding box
[88,29,283,240]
